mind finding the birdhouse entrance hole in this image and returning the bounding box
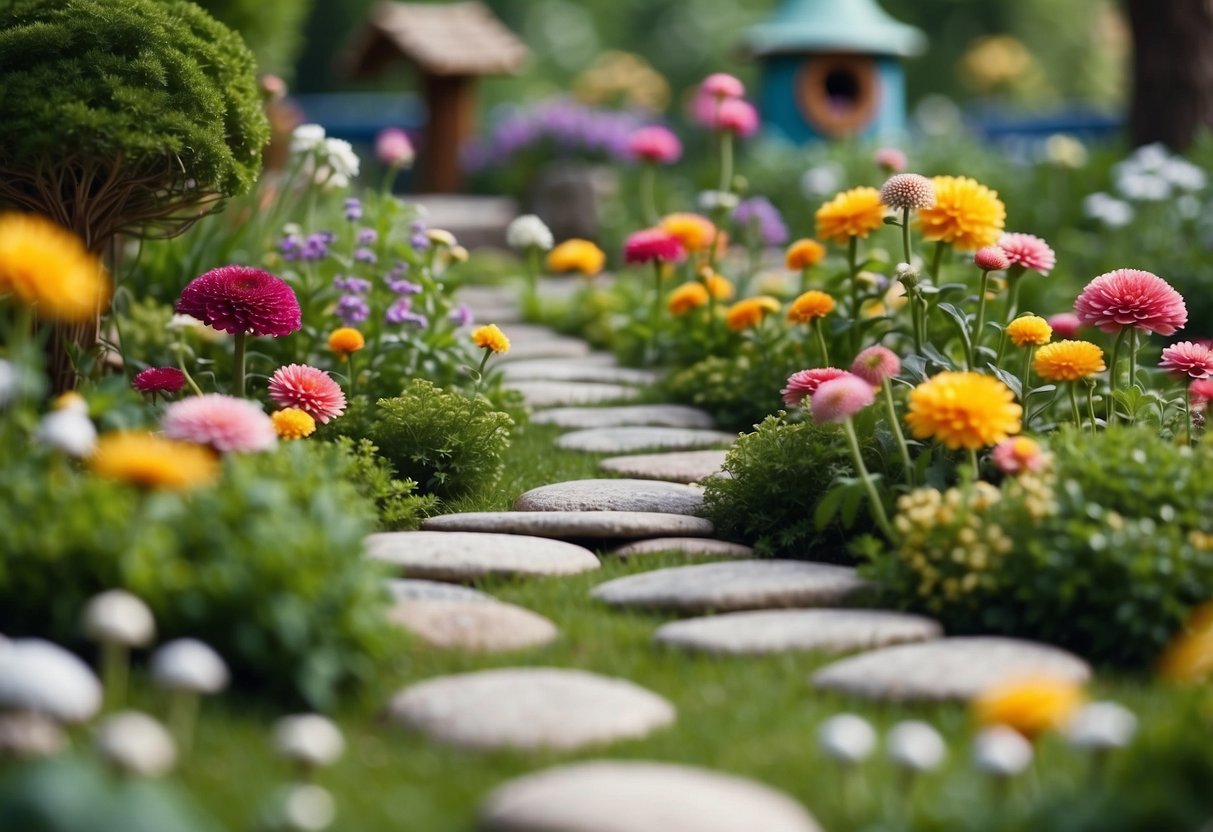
[797,54,881,138]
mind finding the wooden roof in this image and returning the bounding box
[347,1,529,78]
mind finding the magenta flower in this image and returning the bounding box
[132,367,186,396]
[624,229,685,265]
[714,99,759,138]
[628,126,682,165]
[811,373,877,424]
[874,147,907,173]
[781,367,848,406]
[162,394,276,453]
[991,437,1048,476]
[1160,341,1213,379]
[1190,378,1213,406]
[850,346,901,386]
[1048,312,1081,339]
[701,73,745,100]
[176,266,301,337]
[375,127,414,167]
[998,233,1056,276]
[974,246,1011,272]
[268,364,347,424]
[1074,269,1187,336]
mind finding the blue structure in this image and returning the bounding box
[746,0,926,144]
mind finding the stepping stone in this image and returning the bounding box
[511,381,639,408]
[501,360,659,385]
[600,450,728,484]
[384,579,495,604]
[515,479,705,516]
[810,636,1092,702]
[610,538,754,559]
[655,609,942,656]
[533,404,717,430]
[468,306,524,324]
[422,511,713,540]
[387,668,675,751]
[389,600,557,652]
[365,531,600,581]
[491,323,566,343]
[592,560,869,613]
[479,761,822,832]
[498,339,592,363]
[558,427,736,454]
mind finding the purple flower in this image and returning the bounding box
[333,275,372,294]
[357,228,378,246]
[449,303,474,327]
[344,198,363,222]
[302,233,332,262]
[335,294,370,325]
[354,247,378,264]
[280,233,303,261]
[411,233,430,252]
[409,219,427,234]
[385,297,428,327]
[733,197,789,247]
[387,276,423,295]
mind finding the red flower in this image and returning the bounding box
[176,265,301,337]
[628,126,682,165]
[268,364,347,424]
[974,246,1011,272]
[624,229,685,265]
[132,367,186,395]
[1160,341,1213,379]
[781,367,848,406]
[1074,269,1187,336]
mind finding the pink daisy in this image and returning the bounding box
[1074,269,1187,336]
[162,394,276,453]
[781,367,848,406]
[998,233,1056,276]
[375,127,414,167]
[1048,313,1081,339]
[1190,378,1213,407]
[974,246,1011,272]
[850,346,901,386]
[176,265,301,337]
[714,99,759,138]
[991,437,1048,476]
[1159,341,1213,379]
[701,73,745,100]
[132,367,186,396]
[624,229,686,265]
[811,373,877,425]
[629,126,682,165]
[874,147,907,173]
[268,364,347,424]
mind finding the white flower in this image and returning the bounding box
[697,190,740,212]
[167,313,205,332]
[1063,701,1137,751]
[95,711,177,777]
[317,171,350,192]
[0,359,16,408]
[151,639,229,695]
[1082,193,1135,228]
[273,714,345,768]
[0,638,102,724]
[35,408,97,457]
[887,720,947,772]
[290,124,327,154]
[972,726,1033,777]
[1116,171,1170,202]
[506,215,554,251]
[1044,133,1088,169]
[1162,157,1207,192]
[82,590,156,648]
[1177,194,1202,219]
[322,138,360,179]
[270,784,336,831]
[1129,142,1170,173]
[818,713,876,764]
[800,162,845,198]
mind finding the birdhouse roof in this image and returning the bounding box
[745,0,926,58]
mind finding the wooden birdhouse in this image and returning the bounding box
[745,0,926,143]
[345,1,528,192]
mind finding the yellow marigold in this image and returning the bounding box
[787,290,836,324]
[916,176,1006,251]
[88,432,218,490]
[814,187,886,245]
[785,238,826,270]
[327,327,365,357]
[471,324,510,354]
[0,213,109,323]
[699,270,736,301]
[725,296,781,332]
[272,408,316,440]
[973,676,1084,739]
[905,371,1023,450]
[1033,340,1106,381]
[1159,601,1213,682]
[668,282,710,316]
[1005,315,1052,348]
[547,239,606,276]
[660,213,717,253]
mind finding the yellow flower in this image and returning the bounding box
[787,290,836,324]
[471,324,510,354]
[905,371,1023,450]
[785,238,826,270]
[1159,601,1213,682]
[668,282,709,316]
[272,408,316,440]
[547,239,606,276]
[699,270,736,301]
[660,213,717,253]
[1005,315,1052,348]
[89,432,218,490]
[327,327,365,357]
[973,676,1084,739]
[725,296,781,332]
[426,228,456,247]
[1033,340,1106,381]
[814,187,886,245]
[0,213,109,322]
[916,176,1006,251]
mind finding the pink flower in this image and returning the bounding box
[375,127,414,167]
[880,174,935,211]
[1048,312,1081,339]
[1160,341,1213,379]
[782,367,848,406]
[998,233,1056,276]
[991,437,1047,476]
[701,73,745,100]
[624,228,686,265]
[629,126,682,165]
[268,364,347,424]
[874,148,907,173]
[176,266,301,337]
[132,367,186,396]
[811,373,877,424]
[974,246,1011,272]
[850,346,901,386]
[162,394,276,453]
[714,99,759,138]
[1190,378,1213,407]
[1074,269,1187,336]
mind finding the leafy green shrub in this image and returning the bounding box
[195,0,313,77]
[666,348,793,432]
[329,436,438,530]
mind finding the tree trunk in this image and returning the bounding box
[1127,0,1213,150]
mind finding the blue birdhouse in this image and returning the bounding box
[746,0,926,143]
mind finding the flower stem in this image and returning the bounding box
[847,236,861,356]
[719,131,734,195]
[800,266,811,296]
[930,240,946,281]
[232,331,247,398]
[1021,346,1034,421]
[472,347,492,397]
[901,206,912,265]
[649,261,663,364]
[1003,269,1024,322]
[641,163,659,226]
[176,335,204,397]
[347,352,358,400]
[1107,329,1129,425]
[1185,390,1193,445]
[968,447,980,480]
[971,270,991,367]
[881,377,915,486]
[1069,382,1083,429]
[842,416,897,542]
[526,246,539,298]
[812,320,831,366]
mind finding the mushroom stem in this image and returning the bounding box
[102,641,129,711]
[168,690,199,757]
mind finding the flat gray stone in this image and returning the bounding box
[533,404,718,430]
[389,600,557,652]
[610,538,754,559]
[499,339,593,363]
[479,761,822,832]
[811,636,1092,702]
[422,511,714,540]
[387,668,675,751]
[655,609,942,656]
[511,381,640,408]
[384,579,495,604]
[592,560,869,613]
[491,324,567,343]
[467,305,525,324]
[365,531,599,581]
[501,360,659,385]
[600,450,728,484]
[558,427,736,454]
[515,479,704,516]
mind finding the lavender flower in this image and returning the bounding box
[385,298,428,327]
[449,303,474,327]
[301,233,333,262]
[333,276,372,294]
[387,276,422,295]
[411,233,430,252]
[335,294,370,325]
[733,197,789,246]
[357,229,378,246]
[344,198,363,222]
[354,247,378,264]
[280,233,303,261]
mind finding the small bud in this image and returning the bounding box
[818,713,877,764]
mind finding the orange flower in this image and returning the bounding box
[1005,315,1052,348]
[1033,340,1105,382]
[0,213,109,322]
[89,432,218,490]
[725,296,780,332]
[973,676,1084,739]
[547,239,606,276]
[916,176,1006,251]
[815,188,886,245]
[699,270,736,301]
[787,290,836,324]
[327,327,365,357]
[785,238,826,270]
[668,282,710,316]
[471,324,510,354]
[660,213,717,253]
[1159,601,1213,682]
[905,371,1023,450]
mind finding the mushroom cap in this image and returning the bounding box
[150,638,229,695]
[886,720,947,772]
[272,714,345,768]
[0,638,102,723]
[270,783,336,831]
[972,726,1033,776]
[0,711,66,759]
[1063,701,1138,750]
[818,713,877,764]
[82,590,156,647]
[94,711,177,778]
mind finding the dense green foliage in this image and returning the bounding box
[331,436,438,530]
[195,0,313,77]
[666,349,793,432]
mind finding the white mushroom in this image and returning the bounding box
[268,784,336,831]
[82,590,155,709]
[887,720,947,773]
[150,639,229,755]
[1063,701,1138,751]
[818,713,877,765]
[972,726,1033,778]
[0,712,66,759]
[35,407,97,457]
[0,638,102,724]
[94,711,177,777]
[273,714,345,772]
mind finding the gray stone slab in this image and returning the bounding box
[479,761,822,832]
[533,404,717,430]
[421,511,714,540]
[492,324,567,343]
[387,668,675,751]
[810,636,1092,702]
[498,339,593,363]
[558,427,736,454]
[384,579,495,604]
[389,600,557,652]
[655,609,942,656]
[467,306,525,324]
[511,381,640,408]
[609,538,754,559]
[515,479,704,516]
[600,450,728,484]
[592,560,869,613]
[501,360,659,385]
[365,531,599,581]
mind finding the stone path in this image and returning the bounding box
[515,479,705,515]
[366,531,600,580]
[510,381,640,408]
[532,404,717,430]
[600,450,729,484]
[389,600,558,652]
[557,427,737,454]
[654,609,942,656]
[501,360,659,385]
[421,511,714,540]
[610,538,753,559]
[384,579,495,604]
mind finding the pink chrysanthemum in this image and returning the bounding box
[880,174,935,211]
[1160,341,1213,379]
[991,437,1048,476]
[176,265,301,337]
[974,246,1011,272]
[624,229,686,265]
[1048,312,1081,339]
[162,394,276,453]
[850,346,901,386]
[701,72,745,99]
[811,373,877,424]
[1190,378,1213,407]
[714,99,759,137]
[629,126,683,165]
[267,364,347,424]
[874,147,907,173]
[781,367,848,406]
[1074,269,1187,336]
[132,367,186,395]
[375,127,414,167]
[998,233,1056,276]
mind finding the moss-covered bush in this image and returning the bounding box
[331,436,438,530]
[666,348,794,433]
